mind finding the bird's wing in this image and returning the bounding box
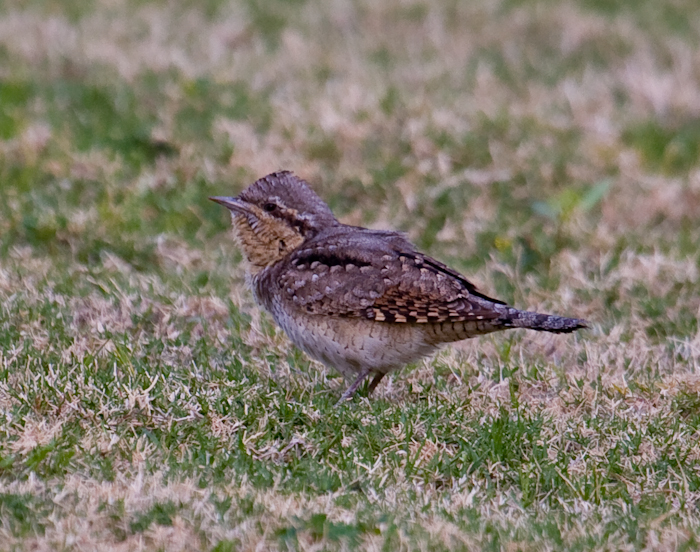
[278,232,505,323]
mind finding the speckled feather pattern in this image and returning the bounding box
[213,171,587,394]
[259,225,504,323]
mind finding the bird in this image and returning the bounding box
[211,170,587,402]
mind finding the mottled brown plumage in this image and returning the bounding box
[211,171,587,402]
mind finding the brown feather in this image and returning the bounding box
[275,228,501,324]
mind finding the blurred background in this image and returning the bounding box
[1,0,698,304]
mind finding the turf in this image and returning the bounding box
[1,0,700,550]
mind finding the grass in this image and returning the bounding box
[1,0,700,549]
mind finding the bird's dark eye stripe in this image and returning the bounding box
[264,202,277,212]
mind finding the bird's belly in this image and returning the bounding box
[270,309,439,380]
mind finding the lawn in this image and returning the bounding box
[1,0,700,550]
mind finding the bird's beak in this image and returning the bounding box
[209,196,247,213]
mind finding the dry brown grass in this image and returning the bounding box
[1,0,700,550]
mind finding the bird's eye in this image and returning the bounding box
[263,202,277,212]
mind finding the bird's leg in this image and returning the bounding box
[367,372,386,395]
[336,368,372,405]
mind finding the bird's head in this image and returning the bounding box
[210,171,338,272]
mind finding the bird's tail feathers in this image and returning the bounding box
[503,309,588,334]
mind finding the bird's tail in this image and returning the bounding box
[502,308,588,334]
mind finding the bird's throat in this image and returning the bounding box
[231,212,304,274]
